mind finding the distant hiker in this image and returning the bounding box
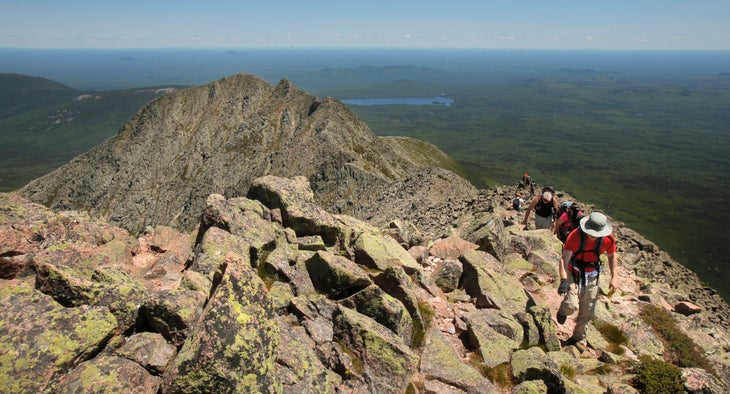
[512,192,524,211]
[556,212,618,348]
[554,201,583,243]
[522,186,558,230]
[530,181,536,196]
[522,173,531,187]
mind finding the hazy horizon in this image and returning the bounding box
[2,1,729,50]
[3,47,730,91]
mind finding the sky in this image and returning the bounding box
[1,1,730,51]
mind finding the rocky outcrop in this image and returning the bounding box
[19,74,465,234]
[3,175,730,393]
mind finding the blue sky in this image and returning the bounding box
[1,1,729,50]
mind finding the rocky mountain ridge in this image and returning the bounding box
[2,72,729,393]
[19,73,464,233]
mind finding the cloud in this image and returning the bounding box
[584,35,598,41]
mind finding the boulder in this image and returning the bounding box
[304,250,372,299]
[333,306,418,393]
[0,283,117,393]
[511,347,565,394]
[339,284,414,345]
[420,328,497,394]
[51,355,161,393]
[161,236,279,392]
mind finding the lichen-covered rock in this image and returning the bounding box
[161,246,280,393]
[511,379,549,394]
[0,283,117,393]
[333,305,418,394]
[420,328,497,394]
[34,246,148,332]
[339,284,414,345]
[51,355,162,393]
[354,231,421,273]
[510,347,565,394]
[463,211,510,261]
[248,175,339,242]
[114,332,177,375]
[305,250,372,299]
[515,311,541,347]
[432,259,463,293]
[140,288,207,346]
[276,318,342,393]
[463,309,522,368]
[201,194,284,268]
[373,266,427,344]
[189,226,249,281]
[528,305,561,352]
[682,367,726,394]
[459,249,531,315]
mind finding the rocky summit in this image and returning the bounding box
[2,73,730,393]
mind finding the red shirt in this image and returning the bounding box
[564,230,616,263]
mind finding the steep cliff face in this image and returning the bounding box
[19,74,461,233]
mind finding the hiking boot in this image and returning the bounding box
[556,311,567,324]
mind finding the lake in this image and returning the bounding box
[341,97,454,106]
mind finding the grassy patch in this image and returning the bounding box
[632,355,685,394]
[594,319,628,355]
[484,362,514,390]
[639,304,714,373]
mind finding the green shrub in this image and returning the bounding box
[484,362,514,390]
[594,319,628,355]
[559,363,576,379]
[639,304,714,373]
[632,355,684,394]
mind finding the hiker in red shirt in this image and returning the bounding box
[556,212,618,348]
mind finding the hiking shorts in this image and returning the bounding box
[534,214,553,230]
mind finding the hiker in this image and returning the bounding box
[554,201,583,243]
[522,186,558,230]
[556,212,618,347]
[512,192,524,211]
[522,173,531,188]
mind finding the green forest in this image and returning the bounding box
[303,68,730,299]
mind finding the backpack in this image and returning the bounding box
[512,197,522,210]
[557,202,583,242]
[570,229,604,286]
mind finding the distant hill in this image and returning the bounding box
[0,74,177,192]
[20,73,468,233]
[0,73,79,119]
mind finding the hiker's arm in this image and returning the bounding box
[553,217,564,235]
[607,252,618,290]
[559,249,573,280]
[522,197,537,225]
